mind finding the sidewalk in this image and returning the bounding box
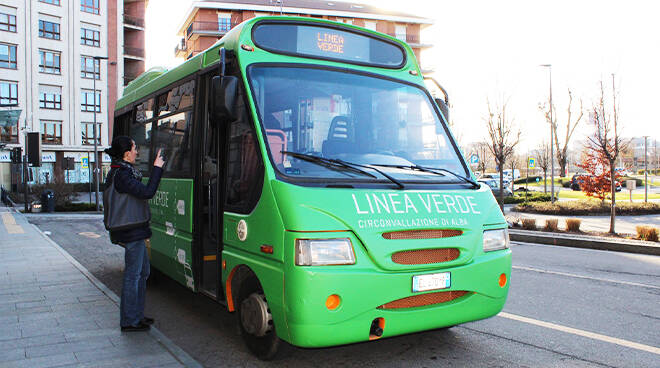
[0,204,201,368]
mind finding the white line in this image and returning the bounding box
[512,265,660,290]
[498,312,660,356]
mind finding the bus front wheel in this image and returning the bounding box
[236,277,291,360]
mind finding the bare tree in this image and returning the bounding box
[484,100,521,210]
[585,77,629,234]
[534,142,551,193]
[467,142,489,174]
[540,89,584,177]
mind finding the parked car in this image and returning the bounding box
[570,174,622,192]
[478,178,513,197]
[481,173,511,188]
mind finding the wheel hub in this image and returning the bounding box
[240,292,272,337]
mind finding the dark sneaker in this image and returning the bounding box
[141,317,154,325]
[121,322,150,332]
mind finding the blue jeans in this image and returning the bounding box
[120,239,150,327]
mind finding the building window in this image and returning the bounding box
[364,21,377,31]
[81,122,101,145]
[0,13,17,32]
[39,50,61,74]
[39,85,62,110]
[395,25,407,41]
[39,0,61,5]
[41,120,62,145]
[80,56,100,79]
[81,89,101,112]
[1,81,18,106]
[218,14,231,32]
[80,0,100,15]
[80,27,100,47]
[39,20,60,40]
[0,43,17,69]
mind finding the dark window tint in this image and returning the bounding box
[153,111,194,176]
[224,93,264,213]
[252,23,405,68]
[135,98,154,123]
[156,79,195,117]
[129,116,152,173]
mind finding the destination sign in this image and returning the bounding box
[252,22,405,68]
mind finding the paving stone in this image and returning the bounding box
[0,347,25,361]
[0,326,21,341]
[25,337,114,358]
[0,333,66,350]
[65,328,123,342]
[21,319,99,338]
[0,352,78,368]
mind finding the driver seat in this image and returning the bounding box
[322,116,355,157]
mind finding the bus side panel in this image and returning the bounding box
[148,178,196,290]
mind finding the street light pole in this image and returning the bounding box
[93,56,108,212]
[541,64,554,203]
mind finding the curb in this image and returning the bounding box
[509,229,660,256]
[17,208,203,368]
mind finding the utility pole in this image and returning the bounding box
[644,136,648,202]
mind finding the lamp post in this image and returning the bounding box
[93,56,108,212]
[644,135,648,202]
[540,64,554,203]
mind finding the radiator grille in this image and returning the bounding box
[382,229,462,240]
[378,290,469,309]
[392,248,460,265]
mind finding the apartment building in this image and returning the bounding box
[174,0,432,69]
[0,0,147,189]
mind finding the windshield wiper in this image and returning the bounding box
[372,164,480,189]
[281,152,405,189]
[281,151,376,179]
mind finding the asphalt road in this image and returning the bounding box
[27,214,660,367]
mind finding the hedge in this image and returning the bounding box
[512,200,660,215]
[498,192,554,204]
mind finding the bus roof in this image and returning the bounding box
[115,16,419,113]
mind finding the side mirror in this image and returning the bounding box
[210,75,238,123]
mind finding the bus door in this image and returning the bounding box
[199,72,225,300]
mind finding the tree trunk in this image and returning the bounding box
[609,162,616,234]
[559,158,567,178]
[499,170,504,212]
[543,169,547,193]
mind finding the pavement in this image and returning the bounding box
[0,203,202,368]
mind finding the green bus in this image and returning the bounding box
[113,16,511,360]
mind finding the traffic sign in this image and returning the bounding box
[528,158,536,169]
[470,154,479,164]
[81,157,89,169]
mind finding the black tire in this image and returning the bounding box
[236,276,292,360]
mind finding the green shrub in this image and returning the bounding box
[566,219,582,232]
[513,176,541,184]
[54,202,102,212]
[500,192,554,204]
[636,226,659,242]
[621,177,643,187]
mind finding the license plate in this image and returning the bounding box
[412,272,451,292]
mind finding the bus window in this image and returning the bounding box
[153,111,194,176]
[131,98,155,173]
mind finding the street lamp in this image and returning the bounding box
[644,135,649,202]
[93,56,108,212]
[540,64,555,203]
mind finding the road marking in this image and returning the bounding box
[2,212,24,234]
[78,231,101,239]
[512,265,660,290]
[498,312,660,356]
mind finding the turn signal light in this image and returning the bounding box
[326,294,341,310]
[499,273,507,287]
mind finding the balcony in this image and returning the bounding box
[123,14,145,29]
[124,46,145,60]
[123,73,139,86]
[174,38,187,58]
[184,21,238,39]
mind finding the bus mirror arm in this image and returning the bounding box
[210,75,238,123]
[423,76,450,132]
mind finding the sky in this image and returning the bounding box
[145,0,660,153]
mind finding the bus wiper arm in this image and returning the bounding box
[372,164,479,189]
[281,151,376,178]
[334,159,405,190]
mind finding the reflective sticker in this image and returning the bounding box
[237,220,247,241]
[166,221,175,236]
[177,200,185,215]
[177,248,186,264]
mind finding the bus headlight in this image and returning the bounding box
[483,229,510,252]
[295,238,356,266]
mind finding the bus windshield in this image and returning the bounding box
[248,66,467,183]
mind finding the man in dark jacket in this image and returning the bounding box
[104,136,164,332]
